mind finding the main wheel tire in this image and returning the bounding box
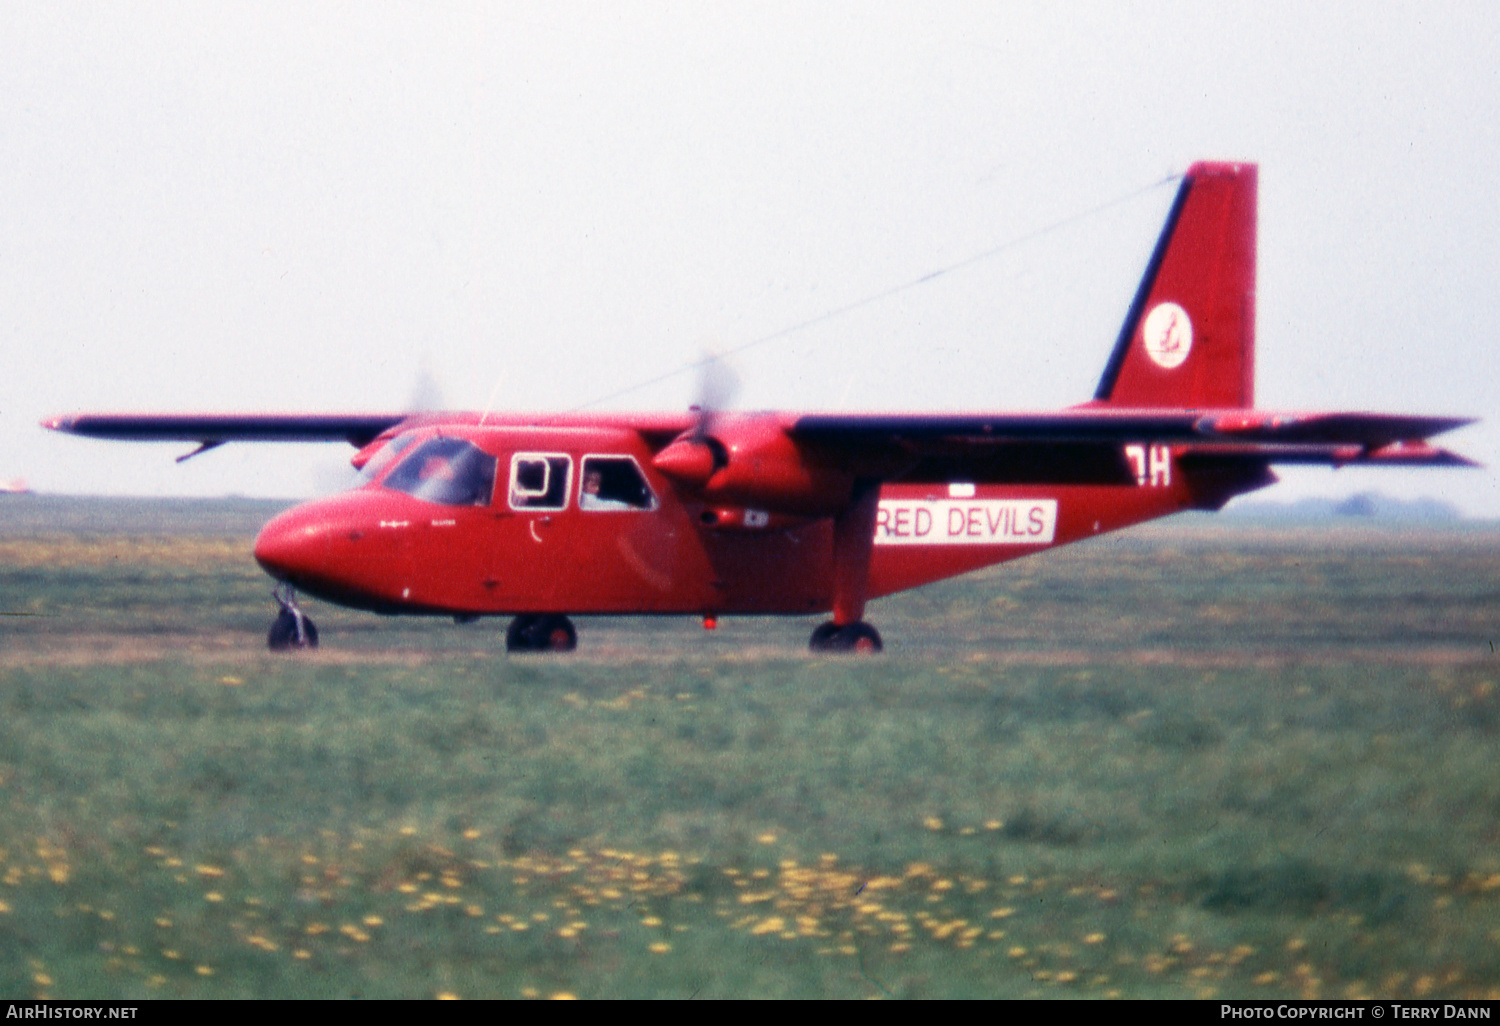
[268,609,319,651]
[845,622,882,653]
[506,615,577,653]
[809,622,843,651]
[506,615,540,651]
[541,615,577,652]
[808,621,882,654]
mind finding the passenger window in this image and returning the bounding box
[580,456,657,511]
[509,453,572,510]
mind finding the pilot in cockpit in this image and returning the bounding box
[580,469,633,511]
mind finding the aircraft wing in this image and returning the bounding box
[789,410,1478,484]
[42,413,412,462]
[43,413,409,447]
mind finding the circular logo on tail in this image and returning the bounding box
[1141,302,1192,369]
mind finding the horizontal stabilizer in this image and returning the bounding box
[1358,441,1481,467]
[1194,412,1476,447]
[1184,443,1480,469]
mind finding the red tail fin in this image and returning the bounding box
[1093,161,1257,409]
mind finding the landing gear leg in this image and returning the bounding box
[809,478,884,654]
[268,584,319,651]
[506,614,578,653]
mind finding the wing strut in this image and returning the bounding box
[175,441,226,464]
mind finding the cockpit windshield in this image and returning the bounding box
[382,437,498,507]
[356,432,420,485]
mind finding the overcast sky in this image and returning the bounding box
[3,2,1496,513]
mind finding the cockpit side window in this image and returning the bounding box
[579,455,657,511]
[383,437,498,506]
[509,453,572,511]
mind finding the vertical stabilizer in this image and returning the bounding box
[1093,162,1257,409]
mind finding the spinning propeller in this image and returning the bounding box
[654,353,739,485]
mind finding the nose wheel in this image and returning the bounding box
[268,585,319,651]
[506,614,577,653]
[809,620,883,653]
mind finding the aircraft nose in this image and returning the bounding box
[253,506,329,582]
[252,491,406,610]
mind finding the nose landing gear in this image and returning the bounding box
[505,614,577,653]
[268,584,319,651]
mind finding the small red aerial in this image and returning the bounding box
[46,163,1475,653]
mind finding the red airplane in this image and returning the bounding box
[45,162,1474,653]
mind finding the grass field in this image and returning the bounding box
[1,496,1498,999]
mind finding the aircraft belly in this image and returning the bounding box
[549,512,698,613]
[377,513,498,613]
[452,502,708,615]
[693,521,832,615]
[514,505,831,615]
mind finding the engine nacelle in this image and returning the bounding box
[652,413,854,517]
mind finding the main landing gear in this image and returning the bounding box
[506,614,578,653]
[809,621,883,653]
[268,584,319,651]
[807,478,885,655]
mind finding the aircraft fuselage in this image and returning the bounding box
[252,422,1262,619]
